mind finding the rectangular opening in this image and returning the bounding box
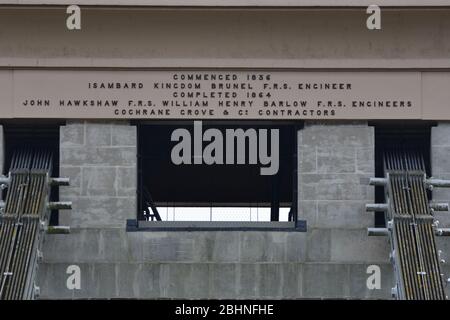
[136,121,301,230]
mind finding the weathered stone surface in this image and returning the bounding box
[112,124,137,146]
[240,232,285,262]
[82,167,117,196]
[315,201,372,229]
[303,263,350,298]
[86,122,111,146]
[356,147,375,174]
[61,146,136,167]
[297,200,317,228]
[300,173,372,201]
[209,264,238,299]
[316,147,355,173]
[60,122,84,147]
[300,123,373,148]
[305,228,331,262]
[37,121,395,300]
[431,147,450,175]
[348,263,394,299]
[39,228,394,299]
[298,145,316,173]
[117,166,137,197]
[60,166,82,197]
[330,229,389,263]
[431,122,450,147]
[431,123,450,227]
[59,121,137,228]
[62,197,135,228]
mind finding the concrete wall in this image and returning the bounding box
[38,228,395,299]
[298,121,392,298]
[58,121,137,228]
[37,121,396,299]
[0,9,450,69]
[38,231,307,299]
[431,122,450,284]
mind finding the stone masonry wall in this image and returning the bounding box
[37,121,398,299]
[58,121,137,228]
[298,121,392,298]
[431,122,450,284]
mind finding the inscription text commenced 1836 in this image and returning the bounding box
[14,70,421,120]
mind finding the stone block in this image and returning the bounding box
[63,196,135,228]
[356,147,375,174]
[41,228,131,264]
[59,166,82,197]
[259,263,283,298]
[237,264,259,299]
[209,263,238,299]
[330,229,390,263]
[141,233,196,262]
[117,166,136,197]
[240,232,286,262]
[305,228,331,262]
[281,263,302,299]
[134,263,162,299]
[37,263,73,299]
[112,124,137,146]
[60,122,84,147]
[431,147,450,175]
[298,146,316,173]
[432,123,450,147]
[300,123,373,148]
[61,146,136,167]
[316,147,355,173]
[316,200,372,229]
[93,263,117,297]
[82,167,117,196]
[297,200,317,228]
[300,174,372,201]
[302,263,350,298]
[286,232,307,262]
[159,263,212,299]
[86,122,111,146]
[348,263,393,299]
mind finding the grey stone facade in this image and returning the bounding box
[58,121,137,228]
[431,122,450,282]
[36,121,400,299]
[298,121,392,299]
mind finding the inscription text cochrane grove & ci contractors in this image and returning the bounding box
[5,70,422,119]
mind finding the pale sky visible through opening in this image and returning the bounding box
[149,207,290,221]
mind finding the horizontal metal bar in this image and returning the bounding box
[436,228,450,236]
[367,227,389,236]
[0,175,10,185]
[47,201,72,210]
[46,226,71,234]
[426,179,450,188]
[366,203,389,212]
[430,202,449,211]
[48,177,70,186]
[136,220,303,232]
[369,178,387,186]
